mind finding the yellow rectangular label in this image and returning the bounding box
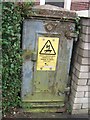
[37,37,59,71]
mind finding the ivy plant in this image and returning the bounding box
[2,2,33,115]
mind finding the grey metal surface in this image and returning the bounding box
[22,19,75,101]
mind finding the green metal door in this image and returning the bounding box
[22,19,74,112]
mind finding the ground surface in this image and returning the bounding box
[3,109,89,119]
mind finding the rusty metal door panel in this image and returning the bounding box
[22,20,45,98]
[22,19,74,111]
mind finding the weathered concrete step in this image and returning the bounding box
[23,107,66,113]
[22,101,64,108]
[22,101,65,112]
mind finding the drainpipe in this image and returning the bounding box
[40,0,45,5]
[64,0,71,10]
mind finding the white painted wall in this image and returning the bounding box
[64,0,71,10]
[76,10,90,17]
[40,0,45,5]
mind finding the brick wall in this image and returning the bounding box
[70,18,90,114]
[71,2,89,11]
[72,0,89,2]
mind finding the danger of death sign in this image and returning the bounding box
[37,37,59,71]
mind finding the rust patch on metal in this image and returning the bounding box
[44,22,58,32]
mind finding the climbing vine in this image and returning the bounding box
[2,2,33,115]
[75,16,81,35]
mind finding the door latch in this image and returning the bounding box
[31,52,37,62]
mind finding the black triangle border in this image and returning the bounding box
[39,40,56,55]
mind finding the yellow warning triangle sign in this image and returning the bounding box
[39,40,56,55]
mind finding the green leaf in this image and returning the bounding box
[2,2,33,115]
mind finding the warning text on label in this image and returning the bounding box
[37,37,59,71]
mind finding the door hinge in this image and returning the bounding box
[58,87,70,96]
[65,31,78,40]
[64,87,70,95]
[65,87,70,92]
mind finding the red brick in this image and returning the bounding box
[71,2,89,11]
